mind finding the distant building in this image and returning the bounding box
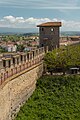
[7,44,17,52]
[70,36,80,41]
[1,42,17,52]
[29,40,39,47]
[24,46,37,51]
[37,22,62,51]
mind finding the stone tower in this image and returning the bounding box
[37,22,62,51]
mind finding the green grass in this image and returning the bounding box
[15,75,80,120]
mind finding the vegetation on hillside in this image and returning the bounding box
[15,75,80,120]
[3,35,20,42]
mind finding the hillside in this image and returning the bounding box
[15,75,80,120]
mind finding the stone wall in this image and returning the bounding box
[0,62,43,120]
[39,26,60,50]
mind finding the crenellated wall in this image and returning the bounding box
[0,47,45,85]
[0,47,47,120]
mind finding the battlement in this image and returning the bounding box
[0,47,48,86]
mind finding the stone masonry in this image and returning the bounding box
[0,47,46,120]
[37,22,62,51]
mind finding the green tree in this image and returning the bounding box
[44,48,67,75]
[17,44,25,52]
[44,44,80,75]
[0,47,7,53]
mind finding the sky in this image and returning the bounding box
[0,0,80,33]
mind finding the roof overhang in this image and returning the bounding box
[37,22,62,27]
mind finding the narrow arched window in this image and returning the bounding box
[42,28,44,31]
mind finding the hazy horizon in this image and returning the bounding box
[0,27,80,34]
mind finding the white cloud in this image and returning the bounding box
[0,16,52,28]
[0,16,80,31]
[4,16,16,23]
[61,20,80,31]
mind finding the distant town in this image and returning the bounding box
[0,31,80,53]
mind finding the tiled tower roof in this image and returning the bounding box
[37,22,62,27]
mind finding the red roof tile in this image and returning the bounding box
[37,22,62,27]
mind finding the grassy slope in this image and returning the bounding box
[15,75,80,120]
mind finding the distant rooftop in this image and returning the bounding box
[37,22,62,27]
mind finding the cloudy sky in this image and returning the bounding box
[0,0,80,32]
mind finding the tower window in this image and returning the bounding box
[42,28,44,31]
[51,28,54,32]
